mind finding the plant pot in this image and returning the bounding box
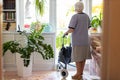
[16,53,33,77]
[90,27,98,33]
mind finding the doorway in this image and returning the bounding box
[0,0,104,79]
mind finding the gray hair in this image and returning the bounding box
[75,1,84,13]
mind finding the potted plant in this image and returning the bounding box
[91,13,102,33]
[3,28,54,77]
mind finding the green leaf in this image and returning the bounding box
[3,29,54,67]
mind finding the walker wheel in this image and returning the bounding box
[61,69,68,78]
[57,64,61,71]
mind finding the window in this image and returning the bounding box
[92,0,103,16]
[56,0,79,35]
[56,0,93,68]
[56,0,91,49]
[90,0,103,33]
[56,0,79,65]
[22,0,50,32]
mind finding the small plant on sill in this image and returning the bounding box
[91,13,102,33]
[3,29,54,67]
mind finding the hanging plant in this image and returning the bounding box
[35,0,46,17]
[32,0,47,32]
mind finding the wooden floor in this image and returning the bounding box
[3,70,100,80]
[4,70,77,80]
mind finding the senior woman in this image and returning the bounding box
[64,1,91,80]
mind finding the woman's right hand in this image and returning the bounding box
[63,32,68,38]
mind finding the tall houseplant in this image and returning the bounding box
[3,29,54,67]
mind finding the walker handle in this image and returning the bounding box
[63,34,68,38]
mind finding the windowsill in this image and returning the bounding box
[2,31,55,34]
[2,31,16,34]
[90,32,101,36]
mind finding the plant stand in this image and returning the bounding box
[16,53,33,77]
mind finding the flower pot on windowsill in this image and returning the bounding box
[91,27,98,33]
[90,26,102,33]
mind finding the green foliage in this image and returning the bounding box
[56,31,71,49]
[35,0,46,16]
[3,30,54,67]
[91,13,102,28]
[3,41,20,55]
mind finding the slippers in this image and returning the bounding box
[71,75,82,80]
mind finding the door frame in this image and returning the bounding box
[0,0,3,79]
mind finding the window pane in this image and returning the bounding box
[56,0,79,34]
[90,0,103,33]
[92,0,103,16]
[23,0,49,32]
